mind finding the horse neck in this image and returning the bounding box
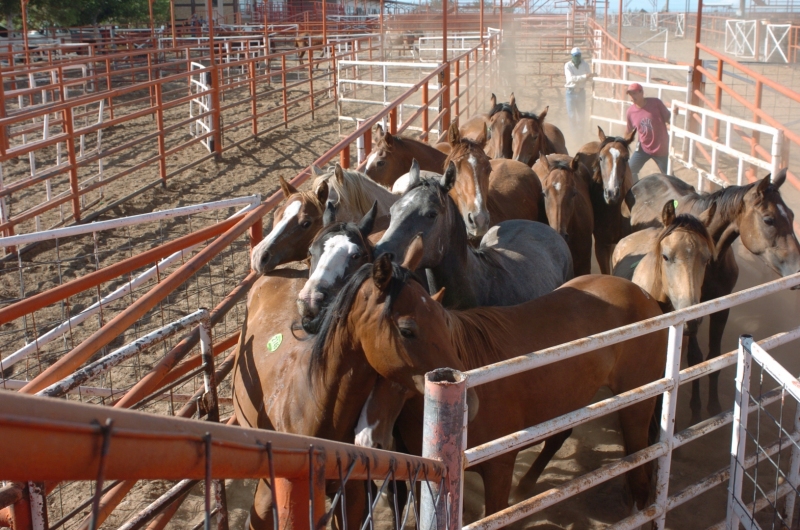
[337,174,396,221]
[428,197,482,309]
[445,308,508,368]
[695,191,742,256]
[633,250,668,307]
[400,138,447,170]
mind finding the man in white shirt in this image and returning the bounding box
[564,47,595,142]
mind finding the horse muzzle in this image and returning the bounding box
[466,211,489,240]
[296,290,326,320]
[603,187,621,205]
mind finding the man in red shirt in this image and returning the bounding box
[625,82,671,182]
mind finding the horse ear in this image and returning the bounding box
[441,161,457,191]
[373,253,393,291]
[757,174,772,195]
[539,106,549,123]
[699,202,716,228]
[624,127,637,144]
[334,163,345,183]
[430,287,446,303]
[538,152,550,171]
[447,120,461,146]
[401,233,424,271]
[571,153,581,172]
[384,130,394,146]
[323,200,337,227]
[771,167,787,189]
[375,123,384,139]
[279,175,298,198]
[597,126,607,142]
[662,200,676,227]
[357,201,378,237]
[315,179,329,204]
[490,93,497,109]
[510,93,520,121]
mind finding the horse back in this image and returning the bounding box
[543,123,569,155]
[487,159,543,224]
[627,174,697,231]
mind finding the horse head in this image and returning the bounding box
[594,126,636,205]
[734,170,800,279]
[444,120,493,239]
[297,201,377,328]
[648,200,716,335]
[512,107,549,166]
[486,92,520,159]
[250,175,327,274]
[376,159,461,268]
[365,124,403,187]
[539,152,583,243]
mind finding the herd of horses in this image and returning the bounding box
[235,93,800,528]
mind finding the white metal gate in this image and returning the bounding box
[189,62,214,153]
[764,24,791,63]
[725,19,757,59]
[666,99,783,189]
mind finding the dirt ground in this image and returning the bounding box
[5,21,800,530]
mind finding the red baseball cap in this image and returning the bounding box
[627,82,643,93]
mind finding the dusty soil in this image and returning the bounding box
[4,21,800,530]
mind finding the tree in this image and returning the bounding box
[26,0,170,29]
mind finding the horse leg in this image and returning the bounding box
[331,480,367,530]
[594,241,614,275]
[687,332,704,424]
[706,309,730,417]
[617,400,657,510]
[479,453,517,516]
[513,430,572,502]
[248,479,276,530]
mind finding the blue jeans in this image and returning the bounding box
[565,88,586,141]
[629,147,669,183]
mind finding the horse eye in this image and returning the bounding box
[764,217,775,226]
[662,254,669,262]
[301,220,312,229]
[426,211,438,219]
[377,160,385,167]
[398,327,415,338]
[351,253,360,260]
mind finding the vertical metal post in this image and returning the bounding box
[783,404,800,522]
[155,83,168,188]
[726,335,754,530]
[479,0,484,42]
[250,218,263,251]
[364,127,372,158]
[63,106,81,222]
[617,0,623,43]
[422,82,430,140]
[20,0,30,65]
[356,134,365,165]
[206,0,223,156]
[690,0,704,107]
[419,368,468,530]
[653,323,684,529]
[380,0,385,59]
[340,144,350,168]
[441,0,451,133]
[389,107,397,134]
[171,0,178,48]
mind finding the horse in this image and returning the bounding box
[577,126,637,274]
[626,170,800,419]
[310,247,668,516]
[250,164,396,274]
[364,124,447,188]
[375,166,573,310]
[532,153,594,276]
[485,93,520,159]
[295,32,325,67]
[297,202,377,324]
[443,120,545,240]
[385,30,423,58]
[511,106,569,166]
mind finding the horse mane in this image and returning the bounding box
[598,135,632,154]
[518,111,543,124]
[692,180,760,221]
[293,188,325,216]
[651,214,715,295]
[377,133,430,152]
[313,167,387,216]
[444,138,492,172]
[309,261,419,377]
[489,103,515,117]
[445,310,513,368]
[548,159,573,173]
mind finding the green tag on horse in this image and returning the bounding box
[267,333,283,353]
[673,200,678,209]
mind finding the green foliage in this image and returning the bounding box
[24,0,171,29]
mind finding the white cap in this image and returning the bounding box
[571,47,581,55]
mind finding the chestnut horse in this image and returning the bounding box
[626,170,800,419]
[511,107,569,166]
[364,125,447,188]
[485,93,520,159]
[444,120,544,239]
[310,248,668,516]
[376,166,572,309]
[250,165,396,274]
[577,127,637,274]
[295,32,325,67]
[533,153,594,276]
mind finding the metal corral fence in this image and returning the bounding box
[0,31,380,242]
[421,272,800,530]
[0,31,499,530]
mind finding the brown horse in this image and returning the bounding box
[364,125,447,188]
[626,170,800,420]
[577,126,637,274]
[311,246,668,516]
[295,32,325,67]
[250,176,327,274]
[533,153,594,275]
[485,93,520,159]
[511,107,569,166]
[444,120,543,240]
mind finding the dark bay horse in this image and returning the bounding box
[485,93,520,159]
[626,170,800,419]
[511,106,569,166]
[364,124,447,188]
[311,250,668,516]
[577,127,637,274]
[444,120,544,239]
[533,153,594,275]
[375,168,573,310]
